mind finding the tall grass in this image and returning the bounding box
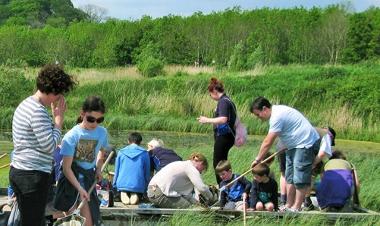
[22,65,217,83]
[153,213,380,226]
[163,65,216,76]
[1,64,379,141]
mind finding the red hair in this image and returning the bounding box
[208,77,224,93]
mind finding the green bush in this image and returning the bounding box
[318,66,349,79]
[136,42,164,77]
[228,41,247,71]
[0,67,34,108]
[137,56,164,77]
[246,45,264,69]
[24,51,47,67]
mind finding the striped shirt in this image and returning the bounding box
[11,96,61,173]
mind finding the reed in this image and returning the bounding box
[1,63,379,141]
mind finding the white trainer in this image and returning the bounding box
[130,193,139,205]
[121,192,130,205]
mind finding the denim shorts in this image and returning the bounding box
[285,147,315,188]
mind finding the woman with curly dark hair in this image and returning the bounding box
[10,64,76,226]
[197,77,236,184]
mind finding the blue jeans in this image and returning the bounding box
[9,167,50,226]
[285,141,319,188]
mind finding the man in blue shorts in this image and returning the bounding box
[250,97,320,212]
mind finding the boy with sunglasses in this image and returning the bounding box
[55,96,108,226]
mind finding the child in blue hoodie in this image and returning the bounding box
[113,132,150,205]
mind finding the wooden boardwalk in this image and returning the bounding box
[1,196,379,225]
[101,202,380,221]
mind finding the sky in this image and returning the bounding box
[71,0,380,20]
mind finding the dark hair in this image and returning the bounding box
[252,163,270,176]
[330,150,346,160]
[37,64,76,95]
[76,96,106,123]
[263,152,275,165]
[250,96,272,113]
[215,160,232,173]
[128,132,142,145]
[327,127,336,146]
[207,77,224,93]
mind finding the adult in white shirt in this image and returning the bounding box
[250,97,320,212]
[147,152,213,208]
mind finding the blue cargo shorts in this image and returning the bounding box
[285,140,320,189]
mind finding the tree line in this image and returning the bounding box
[0,5,379,69]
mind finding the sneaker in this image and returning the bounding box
[121,192,130,205]
[286,207,301,213]
[302,203,315,211]
[278,204,287,212]
[130,193,139,205]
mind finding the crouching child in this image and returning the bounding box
[316,150,360,212]
[113,132,150,205]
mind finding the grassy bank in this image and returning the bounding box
[155,213,380,226]
[0,64,379,141]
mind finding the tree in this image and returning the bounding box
[45,17,66,28]
[317,6,349,64]
[80,4,107,23]
[366,7,380,59]
[343,13,373,63]
[49,0,87,24]
[228,40,248,71]
[246,45,264,69]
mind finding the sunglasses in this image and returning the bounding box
[86,115,104,124]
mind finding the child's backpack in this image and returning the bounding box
[97,178,114,207]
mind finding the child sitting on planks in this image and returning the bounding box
[248,163,278,211]
[216,160,251,210]
[113,132,150,205]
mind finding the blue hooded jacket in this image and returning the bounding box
[113,144,150,193]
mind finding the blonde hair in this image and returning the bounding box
[189,152,208,171]
[147,138,164,149]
